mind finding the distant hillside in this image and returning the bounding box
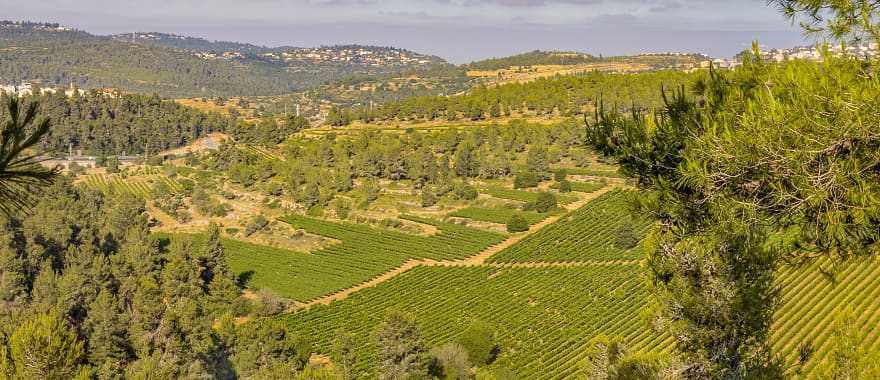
[466,50,597,71]
[109,32,280,55]
[0,21,445,98]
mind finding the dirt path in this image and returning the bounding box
[292,186,618,311]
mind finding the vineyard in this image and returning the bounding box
[260,214,507,301]
[568,181,605,193]
[772,257,880,376]
[282,264,668,379]
[448,207,554,225]
[489,190,649,263]
[562,167,624,178]
[483,187,578,205]
[81,171,181,198]
[280,256,880,379]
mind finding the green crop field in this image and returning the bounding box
[81,173,180,198]
[772,257,880,376]
[252,214,506,301]
[165,218,503,302]
[484,187,579,205]
[562,167,625,178]
[282,264,668,379]
[568,181,605,193]
[448,207,555,225]
[489,190,651,263]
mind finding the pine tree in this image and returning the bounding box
[376,312,428,380]
[2,312,90,380]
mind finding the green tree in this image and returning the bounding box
[506,214,529,233]
[0,97,59,213]
[1,312,90,380]
[534,192,557,213]
[376,312,428,380]
[457,321,497,366]
[429,343,471,380]
[332,330,358,380]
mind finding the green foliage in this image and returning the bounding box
[282,265,660,379]
[557,179,572,193]
[466,50,596,71]
[771,0,880,42]
[513,173,540,189]
[492,191,650,263]
[533,192,557,213]
[0,92,231,155]
[450,207,549,225]
[244,214,269,237]
[0,97,59,213]
[429,343,472,380]
[452,183,479,201]
[457,321,497,366]
[345,70,695,123]
[1,312,90,380]
[376,312,428,380]
[333,331,358,380]
[506,214,530,233]
[554,169,568,182]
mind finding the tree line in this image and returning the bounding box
[328,70,695,126]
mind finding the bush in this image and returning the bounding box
[457,321,498,365]
[613,223,639,250]
[506,214,529,233]
[453,184,479,201]
[554,169,568,182]
[307,205,324,217]
[429,343,471,380]
[558,180,572,193]
[245,215,269,237]
[534,192,558,213]
[421,189,438,207]
[513,173,540,189]
[253,288,288,317]
[334,199,351,220]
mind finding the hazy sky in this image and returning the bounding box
[3,0,811,63]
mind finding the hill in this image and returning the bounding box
[0,21,445,98]
[465,50,598,71]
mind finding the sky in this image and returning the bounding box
[3,0,812,63]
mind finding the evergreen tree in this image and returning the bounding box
[376,312,428,380]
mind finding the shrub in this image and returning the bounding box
[513,173,540,189]
[453,184,478,201]
[554,169,568,182]
[534,192,558,213]
[245,215,269,237]
[457,321,498,365]
[334,199,351,220]
[421,189,438,207]
[558,180,573,193]
[429,343,471,380]
[506,214,529,233]
[613,223,639,250]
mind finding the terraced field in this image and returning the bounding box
[563,167,625,178]
[249,215,506,301]
[484,187,579,205]
[489,190,651,263]
[773,257,880,376]
[448,207,556,225]
[281,256,880,379]
[568,181,605,193]
[282,264,669,378]
[81,172,180,198]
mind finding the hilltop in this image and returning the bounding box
[0,21,446,98]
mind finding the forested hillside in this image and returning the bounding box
[0,22,444,98]
[466,50,597,71]
[0,91,232,155]
[332,70,695,125]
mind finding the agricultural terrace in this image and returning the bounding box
[80,166,181,198]
[489,190,650,263]
[448,207,556,226]
[283,264,665,379]
[483,187,579,205]
[247,214,505,301]
[280,255,880,379]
